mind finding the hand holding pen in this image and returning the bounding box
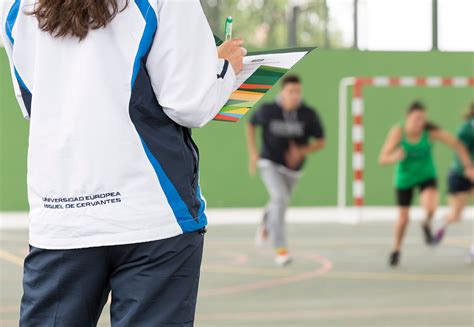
[218,16,246,74]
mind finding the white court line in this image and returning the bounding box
[0,207,473,229]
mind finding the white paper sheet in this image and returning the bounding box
[233,51,309,90]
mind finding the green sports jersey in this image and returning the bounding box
[395,127,437,189]
[451,118,474,175]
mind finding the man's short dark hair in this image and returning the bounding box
[282,75,301,87]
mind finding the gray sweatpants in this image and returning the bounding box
[259,160,300,249]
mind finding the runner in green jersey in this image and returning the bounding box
[379,101,474,267]
[433,104,474,258]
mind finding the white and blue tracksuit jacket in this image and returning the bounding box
[1,0,236,249]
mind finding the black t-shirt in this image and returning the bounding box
[250,102,325,171]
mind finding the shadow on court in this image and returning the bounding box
[1,221,473,326]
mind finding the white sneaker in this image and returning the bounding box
[255,226,268,247]
[275,253,293,266]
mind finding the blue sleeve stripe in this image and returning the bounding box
[131,0,158,87]
[5,0,20,45]
[131,1,207,232]
[5,0,32,103]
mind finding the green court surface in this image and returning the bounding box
[1,221,473,326]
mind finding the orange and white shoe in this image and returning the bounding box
[275,249,292,266]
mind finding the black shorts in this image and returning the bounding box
[396,178,437,207]
[448,171,474,194]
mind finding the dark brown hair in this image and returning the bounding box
[465,102,474,120]
[30,0,129,41]
[406,101,439,131]
[282,75,301,87]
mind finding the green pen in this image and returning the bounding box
[225,16,233,41]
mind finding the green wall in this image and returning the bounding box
[0,51,29,211]
[1,49,473,211]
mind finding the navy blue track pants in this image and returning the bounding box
[20,231,204,327]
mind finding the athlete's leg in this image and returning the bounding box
[282,171,300,195]
[444,173,471,225]
[390,207,410,266]
[273,171,300,264]
[420,187,438,224]
[468,189,474,262]
[255,210,270,246]
[446,193,468,224]
[259,164,293,252]
[394,206,410,253]
[419,186,438,244]
[109,232,204,326]
[391,187,413,266]
[433,173,471,244]
[20,246,110,327]
[258,162,285,245]
[446,173,471,225]
[272,171,299,255]
[433,193,468,245]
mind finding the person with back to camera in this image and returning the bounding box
[1,0,246,325]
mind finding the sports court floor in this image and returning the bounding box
[1,221,473,326]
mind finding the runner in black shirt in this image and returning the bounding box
[246,75,325,265]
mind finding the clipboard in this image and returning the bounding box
[213,35,316,122]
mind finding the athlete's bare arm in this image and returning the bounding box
[379,126,404,165]
[430,129,474,180]
[246,124,260,176]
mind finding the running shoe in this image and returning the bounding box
[432,227,445,245]
[275,253,293,266]
[275,248,292,266]
[389,251,400,267]
[421,223,433,245]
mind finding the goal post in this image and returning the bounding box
[338,76,474,223]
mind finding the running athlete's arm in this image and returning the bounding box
[300,139,325,155]
[300,111,326,155]
[246,124,260,176]
[1,0,30,119]
[431,129,474,178]
[457,121,473,150]
[247,106,266,176]
[147,0,241,128]
[246,124,259,160]
[379,126,404,165]
[284,138,325,170]
[284,112,325,170]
